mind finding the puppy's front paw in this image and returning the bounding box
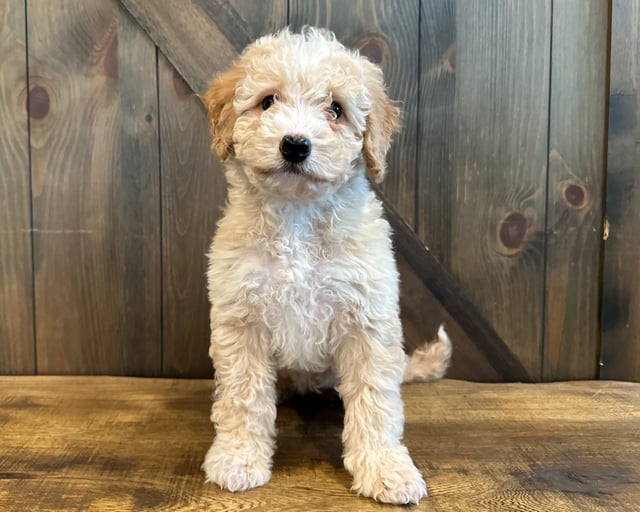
[202,441,271,492]
[349,445,427,505]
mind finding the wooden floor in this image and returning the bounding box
[0,378,639,511]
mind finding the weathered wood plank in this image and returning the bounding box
[289,0,420,226]
[115,4,162,374]
[0,377,639,510]
[601,0,640,381]
[542,0,609,381]
[28,0,161,374]
[416,0,456,267]
[157,3,286,377]
[120,0,286,95]
[450,1,552,379]
[159,54,225,378]
[0,0,34,374]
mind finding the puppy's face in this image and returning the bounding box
[203,29,400,199]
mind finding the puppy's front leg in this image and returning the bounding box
[335,321,427,505]
[202,323,277,492]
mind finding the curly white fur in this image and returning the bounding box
[200,27,451,505]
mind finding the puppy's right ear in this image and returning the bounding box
[200,65,243,160]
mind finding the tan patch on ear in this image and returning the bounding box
[361,60,401,183]
[200,64,244,160]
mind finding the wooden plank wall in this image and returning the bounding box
[28,1,161,375]
[450,1,551,379]
[0,0,636,382]
[418,0,610,381]
[543,0,609,380]
[158,54,223,378]
[601,0,640,381]
[0,0,34,374]
[417,0,455,268]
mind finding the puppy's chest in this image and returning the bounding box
[246,236,357,369]
[249,239,348,320]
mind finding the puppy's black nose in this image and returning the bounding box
[279,135,311,163]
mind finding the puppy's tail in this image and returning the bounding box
[403,325,452,383]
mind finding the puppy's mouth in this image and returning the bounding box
[282,162,304,175]
[278,162,331,183]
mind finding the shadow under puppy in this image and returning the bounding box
[201,27,451,505]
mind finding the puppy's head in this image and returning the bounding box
[202,28,400,198]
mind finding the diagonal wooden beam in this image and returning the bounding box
[197,0,258,54]
[120,0,238,93]
[118,0,531,382]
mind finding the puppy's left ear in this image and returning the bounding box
[361,60,401,183]
[200,64,244,161]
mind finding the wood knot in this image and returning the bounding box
[355,33,389,67]
[499,212,527,249]
[565,184,584,207]
[145,114,153,123]
[27,85,50,120]
[558,180,589,210]
[496,209,537,256]
[172,67,193,100]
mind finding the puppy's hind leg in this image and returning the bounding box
[202,323,277,492]
[334,317,427,505]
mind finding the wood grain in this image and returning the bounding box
[289,0,420,226]
[0,376,638,510]
[542,0,609,381]
[157,4,286,377]
[450,1,552,379]
[28,0,161,374]
[0,0,35,374]
[601,0,640,381]
[416,0,456,266]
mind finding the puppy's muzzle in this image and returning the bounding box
[279,135,311,163]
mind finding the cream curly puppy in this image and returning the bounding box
[201,27,452,505]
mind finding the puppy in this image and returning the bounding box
[201,27,451,505]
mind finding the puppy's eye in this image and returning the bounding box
[329,101,343,120]
[261,95,275,110]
